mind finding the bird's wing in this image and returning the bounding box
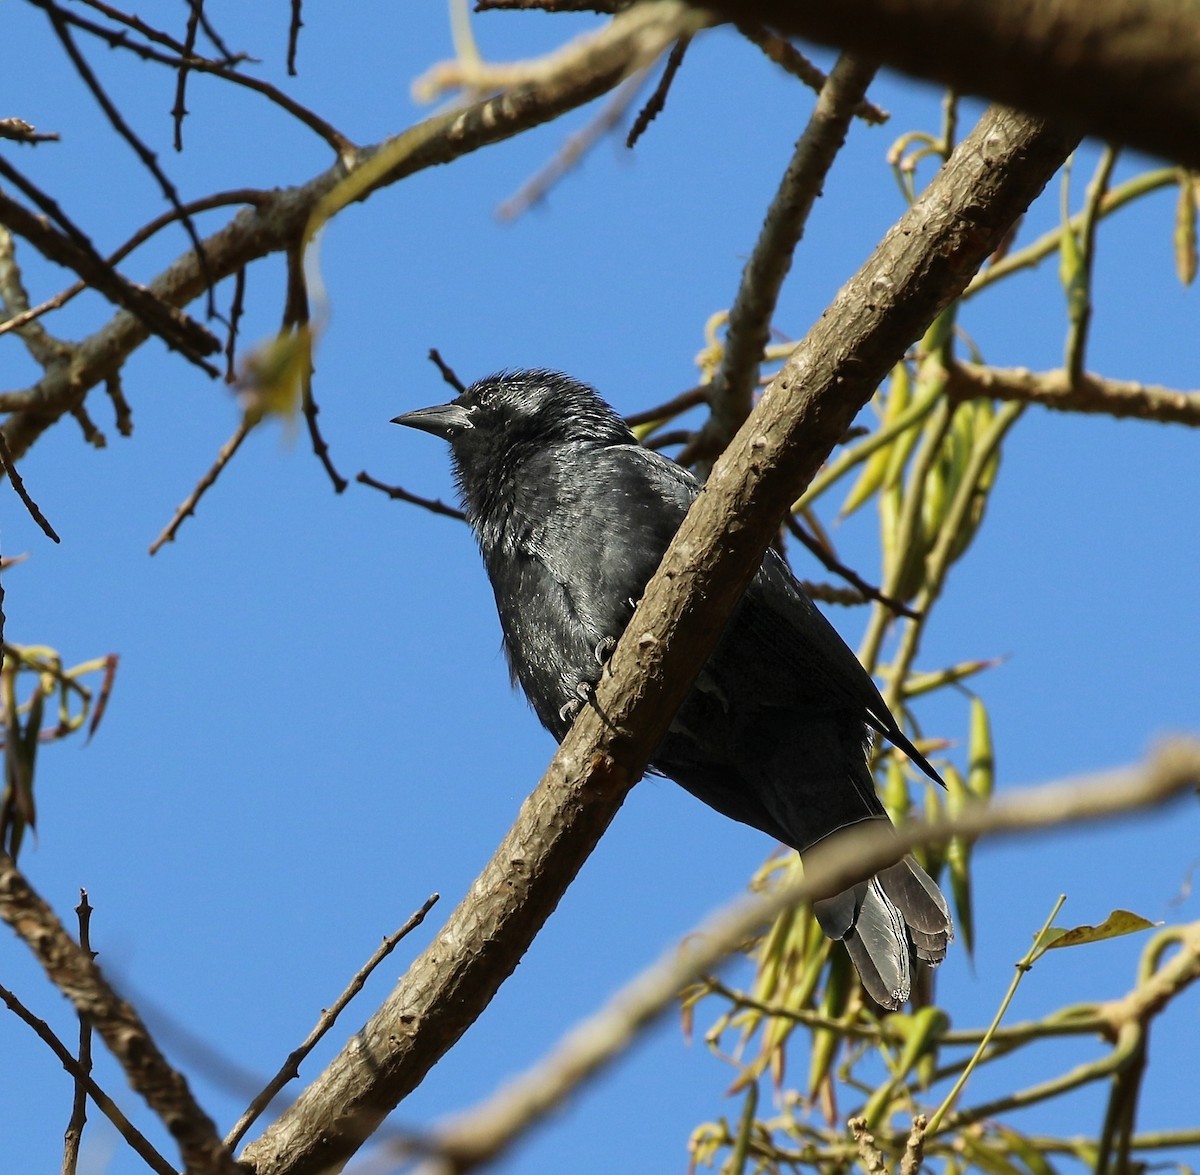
[531,443,698,647]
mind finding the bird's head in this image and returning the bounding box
[392,369,634,518]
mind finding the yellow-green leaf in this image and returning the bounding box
[1041,909,1158,952]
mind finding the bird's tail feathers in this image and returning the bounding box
[812,855,953,1010]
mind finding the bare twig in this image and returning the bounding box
[736,23,888,124]
[61,891,96,1175]
[71,403,105,448]
[224,267,248,383]
[225,894,440,1150]
[172,1,202,150]
[682,53,879,467]
[356,471,466,521]
[148,420,254,555]
[287,0,304,75]
[626,35,690,148]
[785,513,919,618]
[0,431,61,543]
[428,348,467,394]
[103,372,132,437]
[0,116,61,144]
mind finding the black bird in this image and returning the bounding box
[393,369,951,1008]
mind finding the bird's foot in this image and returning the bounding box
[558,679,596,726]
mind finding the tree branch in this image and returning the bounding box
[946,362,1200,427]
[685,51,879,466]
[710,0,1200,170]
[239,104,1076,1175]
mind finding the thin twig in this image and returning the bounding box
[428,348,466,394]
[224,267,247,383]
[104,374,133,437]
[626,35,689,148]
[172,1,202,150]
[225,894,439,1150]
[356,471,466,521]
[187,0,237,61]
[926,896,1067,1134]
[287,0,304,75]
[148,419,254,555]
[61,891,96,1175]
[785,513,919,618]
[682,53,879,468]
[71,403,106,448]
[0,431,61,543]
[282,247,346,493]
[736,23,889,124]
[0,116,61,143]
[1064,147,1118,384]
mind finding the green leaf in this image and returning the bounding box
[1041,910,1158,952]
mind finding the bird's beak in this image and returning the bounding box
[390,402,473,439]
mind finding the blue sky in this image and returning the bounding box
[1,4,1197,1174]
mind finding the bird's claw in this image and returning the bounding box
[594,636,616,667]
[559,679,597,726]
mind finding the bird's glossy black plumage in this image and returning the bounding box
[393,369,952,1008]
